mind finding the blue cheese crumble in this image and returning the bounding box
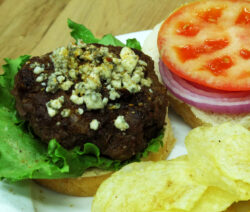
[33,66,44,74]
[61,108,71,118]
[90,119,100,130]
[46,96,64,117]
[114,115,129,131]
[77,108,84,115]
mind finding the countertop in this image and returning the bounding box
[0,0,194,67]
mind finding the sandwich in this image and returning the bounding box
[0,19,175,196]
[143,0,250,130]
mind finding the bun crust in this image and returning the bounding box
[35,115,175,196]
[167,92,205,129]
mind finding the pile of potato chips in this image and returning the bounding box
[92,123,250,212]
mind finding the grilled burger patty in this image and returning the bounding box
[12,42,168,161]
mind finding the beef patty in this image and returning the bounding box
[12,42,168,161]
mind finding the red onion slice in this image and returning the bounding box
[159,60,250,114]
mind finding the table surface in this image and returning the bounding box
[0,0,194,68]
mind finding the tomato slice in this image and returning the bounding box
[158,0,250,91]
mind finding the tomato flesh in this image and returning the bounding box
[207,56,233,76]
[236,8,250,25]
[198,7,223,23]
[240,48,250,59]
[176,39,229,62]
[158,0,250,91]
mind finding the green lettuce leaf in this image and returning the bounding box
[142,133,163,158]
[0,102,163,181]
[67,19,141,50]
[68,19,99,44]
[97,34,125,47]
[0,56,30,110]
[126,38,142,50]
[0,106,121,181]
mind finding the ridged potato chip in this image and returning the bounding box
[185,123,250,200]
[191,186,235,212]
[92,156,207,212]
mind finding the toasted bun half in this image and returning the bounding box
[35,115,175,196]
[142,23,250,131]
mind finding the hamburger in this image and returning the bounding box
[143,0,250,130]
[0,19,175,196]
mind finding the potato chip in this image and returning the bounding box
[92,156,207,212]
[93,123,250,211]
[185,123,250,200]
[191,186,235,212]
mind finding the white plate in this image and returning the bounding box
[0,31,191,212]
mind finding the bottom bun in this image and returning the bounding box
[35,115,175,196]
[167,91,250,130]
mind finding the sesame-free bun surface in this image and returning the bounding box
[142,22,250,130]
[35,116,175,196]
